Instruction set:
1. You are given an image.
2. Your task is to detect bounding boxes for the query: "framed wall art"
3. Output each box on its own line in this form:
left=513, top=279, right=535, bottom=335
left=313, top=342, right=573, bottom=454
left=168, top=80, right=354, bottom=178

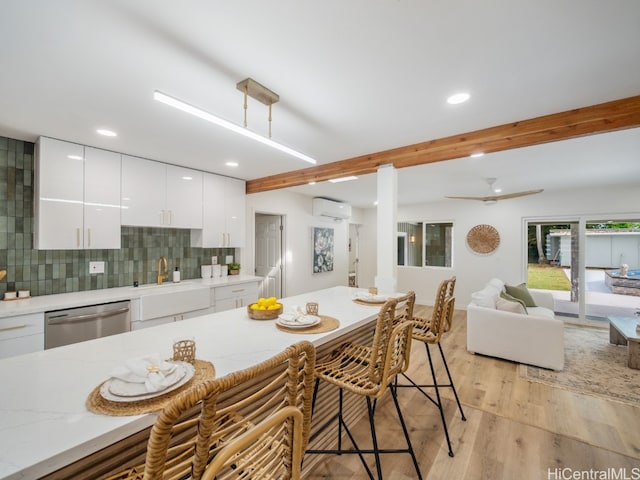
left=313, top=227, right=334, bottom=273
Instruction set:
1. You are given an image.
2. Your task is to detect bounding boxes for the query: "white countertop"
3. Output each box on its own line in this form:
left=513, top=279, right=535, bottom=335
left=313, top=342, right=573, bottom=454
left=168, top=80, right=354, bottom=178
left=0, top=275, right=262, bottom=319
left=0, top=285, right=381, bottom=480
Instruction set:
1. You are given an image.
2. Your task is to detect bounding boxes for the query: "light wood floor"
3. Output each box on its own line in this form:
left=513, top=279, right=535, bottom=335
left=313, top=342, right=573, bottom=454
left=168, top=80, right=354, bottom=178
left=305, top=306, right=640, bottom=479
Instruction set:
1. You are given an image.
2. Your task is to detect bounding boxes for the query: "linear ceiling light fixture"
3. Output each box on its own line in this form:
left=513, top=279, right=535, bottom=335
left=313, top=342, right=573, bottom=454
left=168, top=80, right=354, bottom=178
left=154, top=89, right=316, bottom=165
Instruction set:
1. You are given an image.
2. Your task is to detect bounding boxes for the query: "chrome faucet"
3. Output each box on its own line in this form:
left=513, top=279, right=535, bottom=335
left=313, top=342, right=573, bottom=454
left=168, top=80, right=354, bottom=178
left=157, top=256, right=169, bottom=285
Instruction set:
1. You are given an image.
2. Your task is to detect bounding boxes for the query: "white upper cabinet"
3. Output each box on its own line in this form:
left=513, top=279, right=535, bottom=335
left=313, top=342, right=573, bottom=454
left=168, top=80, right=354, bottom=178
left=34, top=137, right=121, bottom=250
left=121, top=155, right=203, bottom=229
left=191, top=173, right=246, bottom=248
left=224, top=176, right=246, bottom=247
left=84, top=147, right=122, bottom=248
left=166, top=165, right=203, bottom=228
left=121, top=155, right=165, bottom=227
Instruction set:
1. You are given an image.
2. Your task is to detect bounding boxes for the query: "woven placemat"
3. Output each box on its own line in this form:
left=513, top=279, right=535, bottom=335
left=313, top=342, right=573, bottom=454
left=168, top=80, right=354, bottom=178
left=352, top=298, right=385, bottom=306
left=276, top=315, right=340, bottom=334
left=86, top=360, right=215, bottom=416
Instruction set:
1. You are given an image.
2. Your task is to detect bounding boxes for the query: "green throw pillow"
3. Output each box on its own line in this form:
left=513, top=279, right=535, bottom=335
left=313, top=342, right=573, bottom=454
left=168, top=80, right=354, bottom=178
left=499, top=291, right=528, bottom=313
left=504, top=283, right=537, bottom=307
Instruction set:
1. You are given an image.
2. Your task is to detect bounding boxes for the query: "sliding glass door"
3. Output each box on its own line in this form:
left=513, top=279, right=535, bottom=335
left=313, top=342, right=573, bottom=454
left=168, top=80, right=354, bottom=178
left=583, top=218, right=640, bottom=320
left=526, top=218, right=640, bottom=322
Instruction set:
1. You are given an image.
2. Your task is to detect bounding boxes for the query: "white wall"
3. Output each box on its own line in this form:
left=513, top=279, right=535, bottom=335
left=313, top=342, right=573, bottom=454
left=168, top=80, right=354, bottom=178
left=245, top=184, right=639, bottom=306
left=394, top=184, right=640, bottom=307
left=245, top=190, right=355, bottom=297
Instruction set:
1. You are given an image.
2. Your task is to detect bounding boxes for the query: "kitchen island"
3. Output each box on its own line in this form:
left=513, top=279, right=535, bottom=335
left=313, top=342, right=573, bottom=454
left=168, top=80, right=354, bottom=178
left=0, top=286, right=384, bottom=480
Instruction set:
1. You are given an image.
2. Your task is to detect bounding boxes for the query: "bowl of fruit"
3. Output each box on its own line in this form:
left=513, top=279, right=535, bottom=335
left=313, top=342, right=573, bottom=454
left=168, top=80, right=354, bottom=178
left=247, top=297, right=283, bottom=320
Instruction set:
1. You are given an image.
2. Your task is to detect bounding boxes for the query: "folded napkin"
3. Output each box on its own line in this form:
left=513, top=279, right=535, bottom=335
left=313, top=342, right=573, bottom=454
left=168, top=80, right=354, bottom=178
left=110, top=354, right=178, bottom=393
left=280, top=306, right=318, bottom=325
left=287, top=305, right=306, bottom=319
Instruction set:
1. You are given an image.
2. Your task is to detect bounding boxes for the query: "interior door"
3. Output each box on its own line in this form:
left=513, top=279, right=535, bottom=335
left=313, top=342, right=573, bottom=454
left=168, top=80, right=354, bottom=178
left=349, top=223, right=360, bottom=287
left=255, top=214, right=283, bottom=299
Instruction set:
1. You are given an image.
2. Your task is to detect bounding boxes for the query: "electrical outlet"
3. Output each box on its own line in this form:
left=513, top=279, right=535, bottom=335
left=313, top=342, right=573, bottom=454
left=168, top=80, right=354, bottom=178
left=89, top=261, right=105, bottom=274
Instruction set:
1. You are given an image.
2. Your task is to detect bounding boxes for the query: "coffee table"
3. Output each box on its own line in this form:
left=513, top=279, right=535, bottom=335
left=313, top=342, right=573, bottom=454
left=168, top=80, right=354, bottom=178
left=608, top=316, right=640, bottom=369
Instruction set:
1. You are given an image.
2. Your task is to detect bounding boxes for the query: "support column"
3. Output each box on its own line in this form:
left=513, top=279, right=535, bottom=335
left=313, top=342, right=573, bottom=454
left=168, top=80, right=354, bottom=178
left=375, top=164, right=397, bottom=293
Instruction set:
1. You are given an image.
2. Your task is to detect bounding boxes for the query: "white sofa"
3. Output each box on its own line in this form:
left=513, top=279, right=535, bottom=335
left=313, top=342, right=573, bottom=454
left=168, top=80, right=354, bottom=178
left=466, top=278, right=564, bottom=370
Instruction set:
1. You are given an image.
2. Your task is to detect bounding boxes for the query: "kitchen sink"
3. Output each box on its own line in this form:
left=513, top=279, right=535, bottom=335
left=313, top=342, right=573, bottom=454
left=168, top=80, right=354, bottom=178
left=135, top=282, right=211, bottom=320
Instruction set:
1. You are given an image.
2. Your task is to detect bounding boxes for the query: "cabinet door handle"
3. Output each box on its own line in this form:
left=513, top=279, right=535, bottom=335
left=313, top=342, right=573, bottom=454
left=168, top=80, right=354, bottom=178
left=0, top=324, right=27, bottom=333
left=87, top=228, right=91, bottom=248
left=76, top=228, right=81, bottom=248
left=232, top=289, right=244, bottom=293
left=169, top=210, right=173, bottom=225
left=221, top=233, right=225, bottom=247
left=161, top=210, right=165, bottom=225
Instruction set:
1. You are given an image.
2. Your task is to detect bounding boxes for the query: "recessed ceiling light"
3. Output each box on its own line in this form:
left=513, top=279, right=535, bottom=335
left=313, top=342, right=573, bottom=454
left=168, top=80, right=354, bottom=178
left=373, top=200, right=378, bottom=206
left=225, top=161, right=239, bottom=167
left=308, top=181, right=316, bottom=185
left=447, top=92, right=470, bottom=105
left=181, top=176, right=193, bottom=181
left=67, top=155, right=83, bottom=160
left=96, top=128, right=117, bottom=137
left=328, top=176, right=358, bottom=183
left=470, top=152, right=484, bottom=158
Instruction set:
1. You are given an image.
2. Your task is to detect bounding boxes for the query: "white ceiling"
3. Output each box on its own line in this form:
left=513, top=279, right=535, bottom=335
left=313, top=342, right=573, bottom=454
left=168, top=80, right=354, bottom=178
left=1, top=1, right=639, bottom=208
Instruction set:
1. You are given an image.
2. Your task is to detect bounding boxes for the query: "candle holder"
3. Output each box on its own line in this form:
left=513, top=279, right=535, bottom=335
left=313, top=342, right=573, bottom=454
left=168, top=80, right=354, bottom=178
left=306, top=302, right=319, bottom=316
left=172, top=338, right=196, bottom=364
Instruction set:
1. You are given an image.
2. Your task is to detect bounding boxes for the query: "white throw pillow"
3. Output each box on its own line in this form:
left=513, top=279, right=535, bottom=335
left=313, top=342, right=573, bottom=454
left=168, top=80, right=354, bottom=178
left=471, top=286, right=500, bottom=308
left=496, top=297, right=527, bottom=314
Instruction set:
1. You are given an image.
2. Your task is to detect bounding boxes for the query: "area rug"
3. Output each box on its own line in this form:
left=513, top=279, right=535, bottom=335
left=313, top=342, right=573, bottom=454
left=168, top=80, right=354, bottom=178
left=519, top=325, right=640, bottom=406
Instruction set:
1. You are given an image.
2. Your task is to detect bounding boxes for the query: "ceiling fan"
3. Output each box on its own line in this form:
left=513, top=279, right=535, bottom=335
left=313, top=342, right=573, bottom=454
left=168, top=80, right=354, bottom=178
left=445, top=178, right=543, bottom=205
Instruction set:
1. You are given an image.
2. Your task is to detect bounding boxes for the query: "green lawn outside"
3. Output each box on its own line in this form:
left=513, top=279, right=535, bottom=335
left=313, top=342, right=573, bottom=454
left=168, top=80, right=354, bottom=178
left=527, top=264, right=571, bottom=290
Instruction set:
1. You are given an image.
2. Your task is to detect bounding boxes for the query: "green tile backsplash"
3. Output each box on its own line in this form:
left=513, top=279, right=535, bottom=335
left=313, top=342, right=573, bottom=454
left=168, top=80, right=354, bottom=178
left=0, top=136, right=235, bottom=298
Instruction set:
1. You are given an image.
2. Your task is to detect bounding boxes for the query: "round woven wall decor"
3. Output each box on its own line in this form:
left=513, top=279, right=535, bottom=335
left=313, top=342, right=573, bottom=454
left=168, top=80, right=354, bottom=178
left=466, top=224, right=500, bottom=254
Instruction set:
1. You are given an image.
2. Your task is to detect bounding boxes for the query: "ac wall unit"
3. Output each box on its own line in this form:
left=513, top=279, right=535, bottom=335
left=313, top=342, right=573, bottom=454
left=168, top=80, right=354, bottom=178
left=312, top=198, right=352, bottom=220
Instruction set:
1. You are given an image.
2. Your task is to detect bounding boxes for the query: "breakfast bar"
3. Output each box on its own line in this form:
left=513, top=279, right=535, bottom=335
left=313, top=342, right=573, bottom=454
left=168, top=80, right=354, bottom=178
left=0, top=286, right=384, bottom=480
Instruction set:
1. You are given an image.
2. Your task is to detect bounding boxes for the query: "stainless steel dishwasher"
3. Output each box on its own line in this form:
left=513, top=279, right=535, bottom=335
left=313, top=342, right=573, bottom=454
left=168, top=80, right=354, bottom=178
left=45, top=300, right=131, bottom=349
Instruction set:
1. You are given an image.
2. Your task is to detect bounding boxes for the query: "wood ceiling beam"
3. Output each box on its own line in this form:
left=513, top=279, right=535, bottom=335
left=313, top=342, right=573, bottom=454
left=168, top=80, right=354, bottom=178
left=245, top=95, right=640, bottom=194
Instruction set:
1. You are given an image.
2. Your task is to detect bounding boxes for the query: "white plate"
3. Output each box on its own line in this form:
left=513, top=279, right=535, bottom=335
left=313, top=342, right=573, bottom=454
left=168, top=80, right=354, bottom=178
left=277, top=314, right=321, bottom=329
left=100, top=362, right=195, bottom=402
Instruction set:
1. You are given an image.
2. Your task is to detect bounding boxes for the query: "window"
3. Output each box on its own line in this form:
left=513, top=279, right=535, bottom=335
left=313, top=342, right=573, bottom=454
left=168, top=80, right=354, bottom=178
left=397, top=221, right=453, bottom=268
left=424, top=222, right=453, bottom=267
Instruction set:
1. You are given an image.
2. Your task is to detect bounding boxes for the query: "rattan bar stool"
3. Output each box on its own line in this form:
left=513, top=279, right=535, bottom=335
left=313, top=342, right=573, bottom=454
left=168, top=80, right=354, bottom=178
left=306, top=292, right=423, bottom=480
left=397, top=277, right=466, bottom=457
left=107, top=341, right=316, bottom=480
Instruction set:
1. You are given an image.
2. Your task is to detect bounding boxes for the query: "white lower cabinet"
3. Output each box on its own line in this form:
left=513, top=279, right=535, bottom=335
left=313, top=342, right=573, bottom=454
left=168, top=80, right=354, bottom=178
left=130, top=316, right=174, bottom=331
left=130, top=308, right=214, bottom=331
left=214, top=282, right=259, bottom=313
left=0, top=313, right=45, bottom=359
